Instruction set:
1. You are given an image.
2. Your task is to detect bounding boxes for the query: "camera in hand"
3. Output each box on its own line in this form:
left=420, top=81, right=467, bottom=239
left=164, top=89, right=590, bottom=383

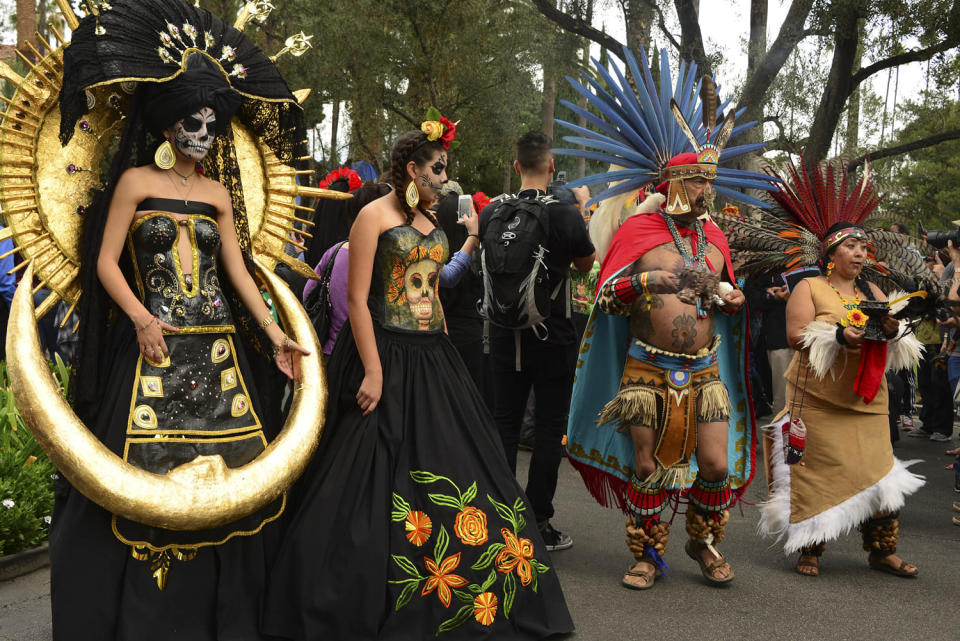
left=924, top=228, right=960, bottom=249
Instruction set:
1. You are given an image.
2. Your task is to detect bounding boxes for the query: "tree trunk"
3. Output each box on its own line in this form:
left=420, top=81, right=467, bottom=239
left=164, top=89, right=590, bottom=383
left=16, top=0, right=36, bottom=57
left=804, top=5, right=863, bottom=164
left=674, top=0, right=711, bottom=78
left=623, top=1, right=655, bottom=53
left=329, top=100, right=340, bottom=168
left=843, top=19, right=864, bottom=156
left=738, top=0, right=768, bottom=181
left=502, top=160, right=513, bottom=195
left=541, top=65, right=557, bottom=140
left=737, top=0, right=814, bottom=129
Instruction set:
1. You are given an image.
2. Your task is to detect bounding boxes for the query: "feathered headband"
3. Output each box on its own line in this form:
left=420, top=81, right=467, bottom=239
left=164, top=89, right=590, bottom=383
left=552, top=46, right=778, bottom=211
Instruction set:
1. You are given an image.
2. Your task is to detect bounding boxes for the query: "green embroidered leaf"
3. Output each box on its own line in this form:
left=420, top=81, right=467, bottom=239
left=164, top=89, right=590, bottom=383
left=395, top=580, right=418, bottom=611
left=530, top=559, right=550, bottom=575
left=392, top=554, right=422, bottom=579
left=434, top=525, right=449, bottom=563
left=468, top=583, right=483, bottom=594
left=462, top=481, right=477, bottom=505
left=410, top=470, right=442, bottom=484
left=486, top=494, right=516, bottom=527
left=480, top=568, right=497, bottom=592
left=517, top=513, right=526, bottom=533
left=453, top=589, right=474, bottom=604
left=531, top=568, right=539, bottom=594
left=428, top=493, right=463, bottom=510
left=503, top=569, right=516, bottom=619
left=392, top=493, right=411, bottom=520
left=513, top=496, right=525, bottom=512
left=471, top=543, right=505, bottom=570
left=437, top=604, right=473, bottom=635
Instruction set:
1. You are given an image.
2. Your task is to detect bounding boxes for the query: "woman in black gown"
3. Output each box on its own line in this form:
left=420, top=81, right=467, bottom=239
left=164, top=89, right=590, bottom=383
left=262, top=125, right=574, bottom=640
left=51, top=52, right=307, bottom=641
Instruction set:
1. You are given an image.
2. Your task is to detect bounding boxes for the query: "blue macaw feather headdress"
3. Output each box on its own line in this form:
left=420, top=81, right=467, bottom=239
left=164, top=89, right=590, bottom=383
left=554, top=46, right=778, bottom=211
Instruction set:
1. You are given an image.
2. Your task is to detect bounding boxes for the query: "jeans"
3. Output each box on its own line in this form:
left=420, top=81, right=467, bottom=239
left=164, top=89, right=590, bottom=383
left=490, top=333, right=577, bottom=523
left=947, top=355, right=960, bottom=405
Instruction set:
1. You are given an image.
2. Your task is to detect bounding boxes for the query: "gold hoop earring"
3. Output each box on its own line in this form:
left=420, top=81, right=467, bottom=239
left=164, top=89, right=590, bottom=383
left=154, top=140, right=175, bottom=170
left=404, top=180, right=420, bottom=209
left=826, top=261, right=835, bottom=276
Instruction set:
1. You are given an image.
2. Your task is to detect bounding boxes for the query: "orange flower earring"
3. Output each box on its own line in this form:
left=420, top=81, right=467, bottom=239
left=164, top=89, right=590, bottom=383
left=826, top=261, right=835, bottom=276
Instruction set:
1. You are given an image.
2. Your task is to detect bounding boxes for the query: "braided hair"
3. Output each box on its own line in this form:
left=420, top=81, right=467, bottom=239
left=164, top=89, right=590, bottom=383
left=389, top=131, right=444, bottom=227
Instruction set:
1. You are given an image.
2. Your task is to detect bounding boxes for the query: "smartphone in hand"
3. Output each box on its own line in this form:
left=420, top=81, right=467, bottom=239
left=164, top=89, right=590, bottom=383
left=457, top=194, right=472, bottom=221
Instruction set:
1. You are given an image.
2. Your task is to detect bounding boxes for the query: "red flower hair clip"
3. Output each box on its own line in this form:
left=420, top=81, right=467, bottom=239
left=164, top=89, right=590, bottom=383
left=318, top=166, right=362, bottom=191
left=420, top=106, right=460, bottom=150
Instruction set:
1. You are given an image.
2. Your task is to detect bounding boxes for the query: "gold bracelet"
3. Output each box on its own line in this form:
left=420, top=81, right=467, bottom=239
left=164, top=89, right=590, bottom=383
left=271, top=334, right=291, bottom=357
left=260, top=313, right=275, bottom=329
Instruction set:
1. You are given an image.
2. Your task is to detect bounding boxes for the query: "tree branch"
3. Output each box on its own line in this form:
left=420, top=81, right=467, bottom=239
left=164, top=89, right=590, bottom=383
left=847, top=129, right=960, bottom=171
left=851, top=38, right=960, bottom=89
left=738, top=0, right=814, bottom=112
left=531, top=0, right=626, bottom=58
left=640, top=0, right=680, bottom=51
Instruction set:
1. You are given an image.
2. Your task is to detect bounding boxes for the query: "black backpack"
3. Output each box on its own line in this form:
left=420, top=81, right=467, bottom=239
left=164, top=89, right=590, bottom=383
left=303, top=241, right=345, bottom=345
left=478, top=194, right=565, bottom=336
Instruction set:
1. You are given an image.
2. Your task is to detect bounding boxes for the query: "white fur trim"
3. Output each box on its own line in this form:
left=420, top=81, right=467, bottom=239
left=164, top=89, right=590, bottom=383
left=758, top=415, right=925, bottom=554
left=799, top=320, right=844, bottom=380
left=886, top=325, right=923, bottom=372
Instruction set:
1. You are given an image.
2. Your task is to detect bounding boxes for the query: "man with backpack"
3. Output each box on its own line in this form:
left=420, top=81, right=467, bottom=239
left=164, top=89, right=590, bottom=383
left=478, top=131, right=596, bottom=551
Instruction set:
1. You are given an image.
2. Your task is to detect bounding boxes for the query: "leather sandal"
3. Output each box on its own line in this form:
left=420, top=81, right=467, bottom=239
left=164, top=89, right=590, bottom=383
left=685, top=540, right=734, bottom=585
left=868, top=554, right=918, bottom=578
left=621, top=562, right=657, bottom=590
left=795, top=554, right=820, bottom=577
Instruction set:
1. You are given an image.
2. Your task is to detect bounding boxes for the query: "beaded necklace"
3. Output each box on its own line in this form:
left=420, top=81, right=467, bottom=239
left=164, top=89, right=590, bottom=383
left=827, top=277, right=867, bottom=328
left=662, top=214, right=709, bottom=317
left=661, top=213, right=707, bottom=268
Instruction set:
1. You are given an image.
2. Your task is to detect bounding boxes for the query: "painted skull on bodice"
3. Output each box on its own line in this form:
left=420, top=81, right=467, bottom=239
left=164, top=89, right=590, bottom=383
left=404, top=259, right=439, bottom=328
left=172, top=107, right=217, bottom=161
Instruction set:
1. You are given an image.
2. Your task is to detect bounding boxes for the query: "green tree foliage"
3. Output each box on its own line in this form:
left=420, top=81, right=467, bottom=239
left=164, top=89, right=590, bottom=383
left=252, top=0, right=554, bottom=194
left=875, top=95, right=960, bottom=229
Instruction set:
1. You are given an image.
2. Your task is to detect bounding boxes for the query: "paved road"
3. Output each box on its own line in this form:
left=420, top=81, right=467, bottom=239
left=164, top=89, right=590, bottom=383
left=2, top=429, right=958, bottom=641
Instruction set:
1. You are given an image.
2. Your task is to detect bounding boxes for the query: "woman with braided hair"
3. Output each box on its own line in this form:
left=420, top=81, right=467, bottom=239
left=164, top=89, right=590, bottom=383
left=263, top=121, right=573, bottom=640
left=759, top=222, right=925, bottom=578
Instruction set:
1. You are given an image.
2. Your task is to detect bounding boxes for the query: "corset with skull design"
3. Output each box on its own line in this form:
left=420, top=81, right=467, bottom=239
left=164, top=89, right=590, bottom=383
left=369, top=225, right=449, bottom=333
left=127, top=198, right=234, bottom=330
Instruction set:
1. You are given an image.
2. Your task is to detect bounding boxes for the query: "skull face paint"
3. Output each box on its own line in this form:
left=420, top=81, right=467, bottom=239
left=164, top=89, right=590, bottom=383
left=404, top=258, right=439, bottom=329
left=416, top=151, right=447, bottom=199
left=171, top=107, right=217, bottom=161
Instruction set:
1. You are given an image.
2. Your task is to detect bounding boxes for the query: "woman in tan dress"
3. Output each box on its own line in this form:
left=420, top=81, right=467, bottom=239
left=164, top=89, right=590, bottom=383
left=758, top=223, right=925, bottom=577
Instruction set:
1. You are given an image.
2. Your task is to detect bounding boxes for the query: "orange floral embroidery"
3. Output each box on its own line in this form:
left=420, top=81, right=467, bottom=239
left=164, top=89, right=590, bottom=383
left=494, top=528, right=534, bottom=586
left=405, top=511, right=432, bottom=546
left=428, top=243, right=445, bottom=263
left=473, top=592, right=498, bottom=625
left=422, top=552, right=469, bottom=607
left=454, top=506, right=488, bottom=546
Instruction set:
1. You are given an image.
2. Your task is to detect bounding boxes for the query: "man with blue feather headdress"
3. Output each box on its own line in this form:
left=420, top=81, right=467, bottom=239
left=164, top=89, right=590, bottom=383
left=555, top=47, right=780, bottom=590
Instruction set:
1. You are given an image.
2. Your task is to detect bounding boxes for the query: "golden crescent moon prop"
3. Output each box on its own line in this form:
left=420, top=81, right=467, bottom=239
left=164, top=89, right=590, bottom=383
left=6, top=260, right=326, bottom=531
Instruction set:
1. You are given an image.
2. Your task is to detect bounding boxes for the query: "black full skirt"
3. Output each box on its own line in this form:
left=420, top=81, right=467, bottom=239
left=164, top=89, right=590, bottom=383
left=49, top=325, right=283, bottom=641
left=262, top=323, right=573, bottom=640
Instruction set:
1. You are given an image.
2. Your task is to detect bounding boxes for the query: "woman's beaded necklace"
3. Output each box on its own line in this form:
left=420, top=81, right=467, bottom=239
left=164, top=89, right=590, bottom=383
left=827, top=277, right=867, bottom=328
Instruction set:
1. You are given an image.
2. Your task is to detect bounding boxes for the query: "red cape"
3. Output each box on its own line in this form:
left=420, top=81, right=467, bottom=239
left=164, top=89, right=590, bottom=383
left=596, top=213, right=737, bottom=296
